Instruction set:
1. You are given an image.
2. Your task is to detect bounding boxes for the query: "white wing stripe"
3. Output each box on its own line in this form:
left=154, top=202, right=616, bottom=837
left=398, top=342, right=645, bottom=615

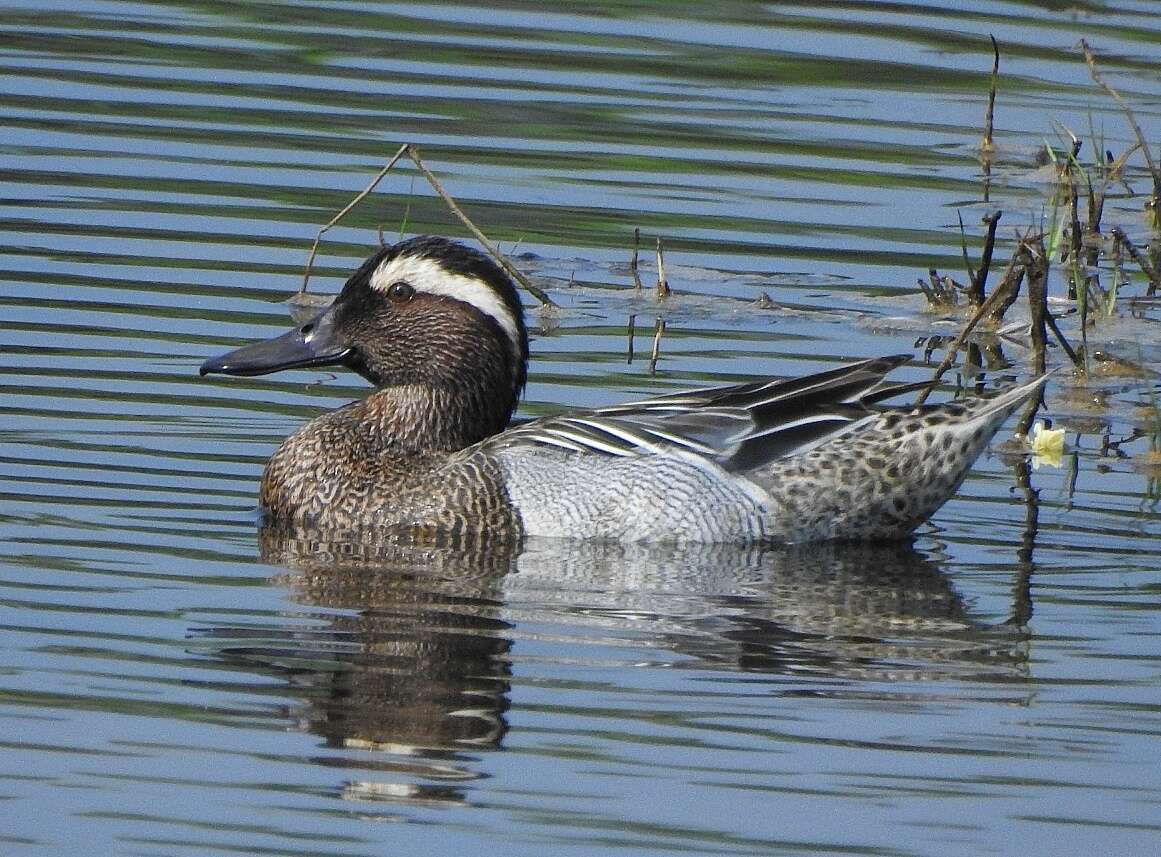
left=566, top=418, right=662, bottom=448
left=494, top=358, right=910, bottom=465
left=533, top=427, right=637, bottom=457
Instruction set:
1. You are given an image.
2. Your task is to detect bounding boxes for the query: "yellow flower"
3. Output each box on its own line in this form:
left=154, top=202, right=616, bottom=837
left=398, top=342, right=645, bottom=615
left=1029, top=420, right=1065, bottom=469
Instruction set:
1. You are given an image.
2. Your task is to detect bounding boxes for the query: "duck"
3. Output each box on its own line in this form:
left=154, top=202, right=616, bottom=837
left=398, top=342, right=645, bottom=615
left=200, top=235, right=1045, bottom=544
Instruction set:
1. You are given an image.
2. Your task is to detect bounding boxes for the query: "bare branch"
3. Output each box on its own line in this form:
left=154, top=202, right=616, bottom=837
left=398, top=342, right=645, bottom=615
left=405, top=145, right=557, bottom=307
left=1081, top=39, right=1160, bottom=201
left=301, top=143, right=409, bottom=294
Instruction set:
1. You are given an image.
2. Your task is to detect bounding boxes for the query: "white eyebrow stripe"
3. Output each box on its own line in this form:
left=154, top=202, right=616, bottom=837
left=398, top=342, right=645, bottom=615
left=370, top=254, right=522, bottom=353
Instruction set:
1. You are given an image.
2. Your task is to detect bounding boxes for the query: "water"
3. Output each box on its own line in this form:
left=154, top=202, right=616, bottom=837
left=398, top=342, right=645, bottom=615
left=3, top=1, right=1161, bottom=854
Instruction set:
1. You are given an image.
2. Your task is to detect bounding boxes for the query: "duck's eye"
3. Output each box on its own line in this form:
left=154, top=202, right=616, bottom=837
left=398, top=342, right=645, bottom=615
left=387, top=281, right=415, bottom=302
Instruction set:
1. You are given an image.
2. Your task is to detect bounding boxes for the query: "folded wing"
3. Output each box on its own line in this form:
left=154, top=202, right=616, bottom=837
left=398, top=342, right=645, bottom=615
left=494, top=354, right=926, bottom=472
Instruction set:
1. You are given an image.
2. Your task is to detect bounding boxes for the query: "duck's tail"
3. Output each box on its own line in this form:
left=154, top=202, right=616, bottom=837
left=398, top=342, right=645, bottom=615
left=751, top=372, right=1051, bottom=542
left=957, top=373, right=1049, bottom=431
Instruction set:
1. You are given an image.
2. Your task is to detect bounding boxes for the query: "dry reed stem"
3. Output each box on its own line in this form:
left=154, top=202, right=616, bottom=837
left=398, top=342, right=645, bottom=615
left=648, top=317, right=665, bottom=374
left=962, top=209, right=1002, bottom=305
left=405, top=145, right=556, bottom=307
left=630, top=228, right=642, bottom=289
left=977, top=211, right=1002, bottom=298
left=300, top=143, right=409, bottom=294
left=958, top=212, right=977, bottom=293
left=1025, top=240, right=1050, bottom=376
left=979, top=36, right=1000, bottom=202
left=913, top=279, right=1016, bottom=405
left=299, top=143, right=556, bottom=308
left=982, top=36, right=999, bottom=152
left=1081, top=162, right=1106, bottom=269
left=1112, top=226, right=1161, bottom=295
left=1013, top=233, right=1080, bottom=372
left=655, top=237, right=671, bottom=298
left=1013, top=239, right=1051, bottom=437
left=1063, top=160, right=1083, bottom=298
left=1081, top=39, right=1161, bottom=204
left=985, top=252, right=1024, bottom=324
left=1022, top=230, right=1081, bottom=370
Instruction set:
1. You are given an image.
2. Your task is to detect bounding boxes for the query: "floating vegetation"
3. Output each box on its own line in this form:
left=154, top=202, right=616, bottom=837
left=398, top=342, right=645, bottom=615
left=920, top=37, right=1160, bottom=389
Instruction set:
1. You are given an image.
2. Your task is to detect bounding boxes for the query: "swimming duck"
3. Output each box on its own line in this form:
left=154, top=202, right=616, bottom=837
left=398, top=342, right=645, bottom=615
left=200, top=235, right=1044, bottom=543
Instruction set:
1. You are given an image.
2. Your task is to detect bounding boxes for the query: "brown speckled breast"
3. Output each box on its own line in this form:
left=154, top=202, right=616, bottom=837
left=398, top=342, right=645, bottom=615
left=259, top=401, right=521, bottom=544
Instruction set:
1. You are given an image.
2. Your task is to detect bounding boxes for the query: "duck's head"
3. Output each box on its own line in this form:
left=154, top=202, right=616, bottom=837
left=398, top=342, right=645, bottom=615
left=200, top=236, right=529, bottom=438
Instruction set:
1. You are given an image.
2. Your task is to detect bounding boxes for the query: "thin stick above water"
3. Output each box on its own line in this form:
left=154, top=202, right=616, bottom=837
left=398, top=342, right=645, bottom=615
left=299, top=143, right=557, bottom=307
left=407, top=146, right=556, bottom=307
left=982, top=35, right=1000, bottom=153
left=1081, top=39, right=1160, bottom=203
left=300, top=144, right=409, bottom=295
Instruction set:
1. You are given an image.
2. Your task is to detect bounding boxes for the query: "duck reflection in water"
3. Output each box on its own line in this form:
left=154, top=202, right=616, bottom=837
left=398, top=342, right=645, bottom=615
left=199, top=524, right=1030, bottom=809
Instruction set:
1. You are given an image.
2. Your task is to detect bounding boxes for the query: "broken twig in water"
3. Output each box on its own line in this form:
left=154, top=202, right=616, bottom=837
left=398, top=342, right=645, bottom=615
left=960, top=209, right=1002, bottom=306
left=630, top=228, right=642, bottom=289
left=405, top=146, right=556, bottom=307
left=982, top=35, right=999, bottom=153
left=301, top=143, right=409, bottom=295
left=648, top=317, right=665, bottom=374
left=1112, top=226, right=1161, bottom=296
left=1081, top=39, right=1160, bottom=205
left=299, top=143, right=557, bottom=307
left=655, top=237, right=671, bottom=299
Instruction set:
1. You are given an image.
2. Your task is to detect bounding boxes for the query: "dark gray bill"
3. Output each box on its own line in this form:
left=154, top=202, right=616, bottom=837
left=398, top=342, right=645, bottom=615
left=199, top=304, right=351, bottom=377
